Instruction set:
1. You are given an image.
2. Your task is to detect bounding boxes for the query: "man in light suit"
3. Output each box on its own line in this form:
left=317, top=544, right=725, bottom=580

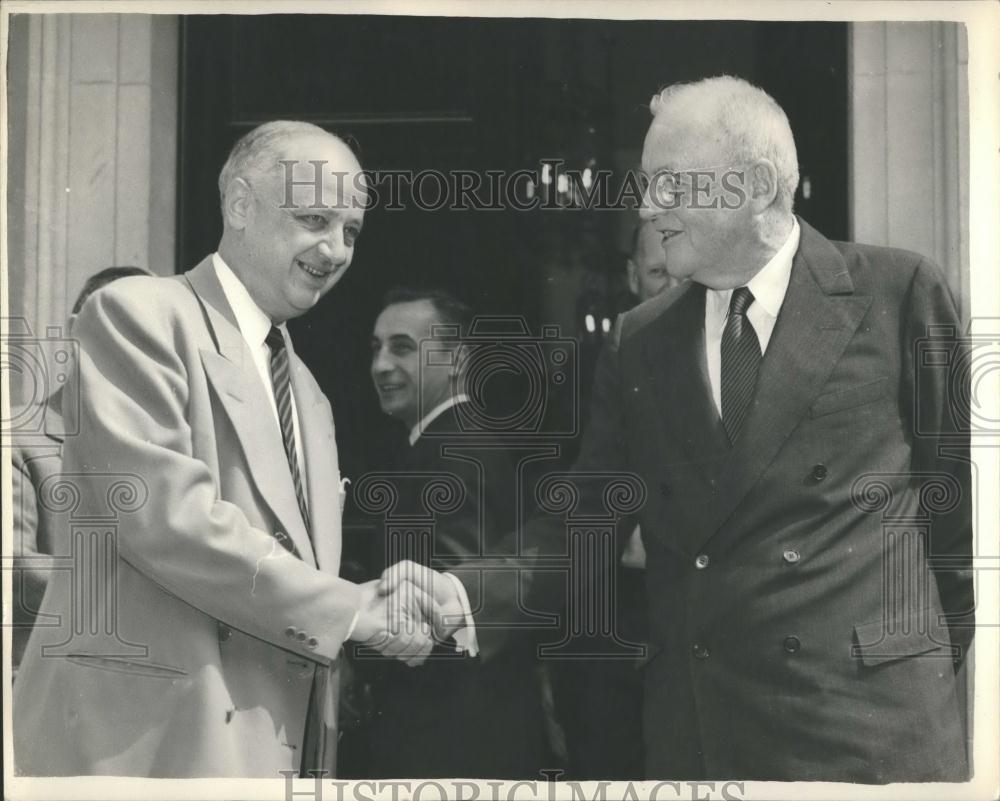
left=13, top=121, right=434, bottom=778
left=385, top=76, right=974, bottom=782
left=9, top=266, right=150, bottom=677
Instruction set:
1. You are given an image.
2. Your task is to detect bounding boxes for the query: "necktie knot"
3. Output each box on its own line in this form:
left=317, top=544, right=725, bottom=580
left=265, top=325, right=285, bottom=353
left=729, top=287, right=755, bottom=317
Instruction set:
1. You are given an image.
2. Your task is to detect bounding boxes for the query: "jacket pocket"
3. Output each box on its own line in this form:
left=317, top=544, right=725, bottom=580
left=851, top=619, right=947, bottom=667
left=809, top=378, right=891, bottom=419
left=66, top=653, right=189, bottom=679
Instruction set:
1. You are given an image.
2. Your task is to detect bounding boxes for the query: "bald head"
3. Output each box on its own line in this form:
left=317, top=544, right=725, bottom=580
left=218, top=121, right=362, bottom=213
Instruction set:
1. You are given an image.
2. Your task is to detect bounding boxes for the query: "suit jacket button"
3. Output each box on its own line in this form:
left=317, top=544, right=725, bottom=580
left=783, top=635, right=801, bottom=653
left=694, top=554, right=710, bottom=569
left=218, top=624, right=232, bottom=642
left=782, top=549, right=801, bottom=564
left=296, top=631, right=308, bottom=642
left=692, top=643, right=710, bottom=660
left=659, top=482, right=671, bottom=498
left=284, top=626, right=297, bottom=638
left=306, top=637, right=319, bottom=649
left=810, top=464, right=828, bottom=481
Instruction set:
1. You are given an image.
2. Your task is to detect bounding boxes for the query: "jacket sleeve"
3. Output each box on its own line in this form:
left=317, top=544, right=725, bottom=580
left=900, top=258, right=975, bottom=665
left=11, top=444, right=57, bottom=628
left=61, top=282, right=362, bottom=665
left=450, top=316, right=635, bottom=660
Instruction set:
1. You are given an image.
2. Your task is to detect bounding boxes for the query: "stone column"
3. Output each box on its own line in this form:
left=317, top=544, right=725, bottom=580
left=6, top=13, right=178, bottom=406
left=850, top=21, right=969, bottom=318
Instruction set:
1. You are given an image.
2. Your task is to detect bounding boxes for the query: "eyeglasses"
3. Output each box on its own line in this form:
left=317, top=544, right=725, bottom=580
left=642, top=163, right=750, bottom=211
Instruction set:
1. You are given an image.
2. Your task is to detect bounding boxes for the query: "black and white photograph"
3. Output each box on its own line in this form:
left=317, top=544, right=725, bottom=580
left=2, top=2, right=998, bottom=799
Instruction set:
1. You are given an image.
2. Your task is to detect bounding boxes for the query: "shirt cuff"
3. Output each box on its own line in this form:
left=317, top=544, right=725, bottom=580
left=443, top=572, right=479, bottom=657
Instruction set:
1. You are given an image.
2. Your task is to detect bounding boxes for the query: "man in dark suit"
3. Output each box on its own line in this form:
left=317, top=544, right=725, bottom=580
left=361, top=288, right=549, bottom=778
left=383, top=76, right=974, bottom=782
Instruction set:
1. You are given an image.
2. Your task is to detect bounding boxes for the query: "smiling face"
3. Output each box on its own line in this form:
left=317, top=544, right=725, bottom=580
left=221, top=133, right=366, bottom=322
left=371, top=299, right=456, bottom=429
left=639, top=117, right=757, bottom=289
left=628, top=220, right=674, bottom=302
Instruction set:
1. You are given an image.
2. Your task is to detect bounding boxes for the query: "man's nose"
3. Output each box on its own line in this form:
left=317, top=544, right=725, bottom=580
left=317, top=229, right=348, bottom=265
left=371, top=346, right=392, bottom=375
left=638, top=184, right=658, bottom=221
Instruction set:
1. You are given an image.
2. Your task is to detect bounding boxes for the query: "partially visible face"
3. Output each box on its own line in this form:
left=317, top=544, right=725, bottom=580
left=628, top=220, right=673, bottom=302
left=639, top=115, right=754, bottom=288
left=371, top=300, right=456, bottom=429
left=230, top=133, right=367, bottom=322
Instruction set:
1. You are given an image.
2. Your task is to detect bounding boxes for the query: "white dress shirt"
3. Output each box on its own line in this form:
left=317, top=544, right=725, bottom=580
left=704, top=220, right=800, bottom=416
left=212, top=253, right=307, bottom=493
left=408, top=393, right=471, bottom=446
left=408, top=393, right=478, bottom=656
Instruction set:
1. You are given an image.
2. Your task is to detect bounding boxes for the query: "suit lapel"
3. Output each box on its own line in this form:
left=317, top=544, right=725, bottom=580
left=287, top=341, right=342, bottom=575
left=696, top=220, right=873, bottom=546
left=641, top=283, right=729, bottom=478
left=185, top=258, right=317, bottom=565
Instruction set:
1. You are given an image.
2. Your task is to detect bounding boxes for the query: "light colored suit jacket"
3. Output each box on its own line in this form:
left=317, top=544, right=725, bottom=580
left=13, top=257, right=361, bottom=777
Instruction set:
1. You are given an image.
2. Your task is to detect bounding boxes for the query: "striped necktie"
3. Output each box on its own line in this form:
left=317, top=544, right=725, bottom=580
left=265, top=325, right=310, bottom=532
left=720, top=286, right=761, bottom=443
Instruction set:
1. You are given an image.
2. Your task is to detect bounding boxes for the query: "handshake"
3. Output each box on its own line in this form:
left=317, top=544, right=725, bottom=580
left=349, top=561, right=467, bottom=666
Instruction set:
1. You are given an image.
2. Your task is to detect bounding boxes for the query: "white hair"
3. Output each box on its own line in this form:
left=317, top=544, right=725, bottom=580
left=217, top=120, right=343, bottom=207
left=650, top=76, right=799, bottom=214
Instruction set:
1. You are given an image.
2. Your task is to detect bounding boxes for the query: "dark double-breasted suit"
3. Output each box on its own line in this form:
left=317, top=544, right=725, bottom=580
left=464, top=219, right=973, bottom=782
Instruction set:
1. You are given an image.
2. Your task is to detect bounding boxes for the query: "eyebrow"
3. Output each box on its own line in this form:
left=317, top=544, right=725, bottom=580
left=372, top=333, right=418, bottom=345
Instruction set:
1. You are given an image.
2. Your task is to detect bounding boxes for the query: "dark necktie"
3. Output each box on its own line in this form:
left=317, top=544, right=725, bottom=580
left=265, top=326, right=310, bottom=532
left=720, top=286, right=762, bottom=443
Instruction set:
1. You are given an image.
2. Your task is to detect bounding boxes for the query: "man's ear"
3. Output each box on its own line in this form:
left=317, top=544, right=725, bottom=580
left=748, top=159, right=779, bottom=213
left=222, top=177, right=254, bottom=231
left=66, top=312, right=78, bottom=336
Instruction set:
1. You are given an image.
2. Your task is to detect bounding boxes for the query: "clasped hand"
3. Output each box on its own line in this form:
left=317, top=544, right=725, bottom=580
left=350, top=562, right=463, bottom=667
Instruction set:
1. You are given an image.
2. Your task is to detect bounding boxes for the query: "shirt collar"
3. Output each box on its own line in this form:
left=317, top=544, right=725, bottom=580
left=409, top=394, right=471, bottom=446
left=705, top=218, right=800, bottom=320
left=212, top=252, right=276, bottom=350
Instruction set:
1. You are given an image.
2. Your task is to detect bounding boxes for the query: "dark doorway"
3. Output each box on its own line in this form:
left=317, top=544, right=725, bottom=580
left=178, top=14, right=848, bottom=482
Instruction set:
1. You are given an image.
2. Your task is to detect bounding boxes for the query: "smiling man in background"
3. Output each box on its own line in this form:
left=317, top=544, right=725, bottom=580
left=627, top=218, right=676, bottom=304
left=361, top=287, right=550, bottom=778
left=13, top=121, right=435, bottom=778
